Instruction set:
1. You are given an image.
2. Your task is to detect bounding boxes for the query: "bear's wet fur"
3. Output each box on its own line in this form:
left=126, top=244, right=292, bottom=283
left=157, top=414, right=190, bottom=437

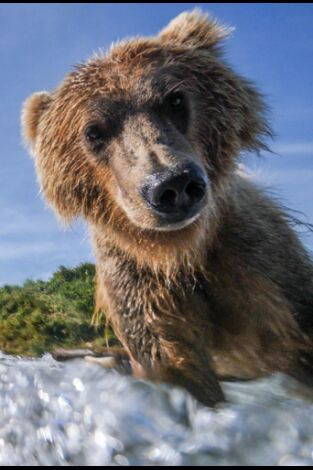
left=22, top=10, right=313, bottom=406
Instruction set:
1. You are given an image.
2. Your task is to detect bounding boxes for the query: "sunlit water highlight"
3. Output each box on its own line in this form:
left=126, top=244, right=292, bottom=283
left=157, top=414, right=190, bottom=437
left=1, top=352, right=313, bottom=466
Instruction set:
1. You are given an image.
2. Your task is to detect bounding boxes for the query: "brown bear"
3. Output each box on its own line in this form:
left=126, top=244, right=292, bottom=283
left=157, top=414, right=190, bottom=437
left=22, top=10, right=313, bottom=407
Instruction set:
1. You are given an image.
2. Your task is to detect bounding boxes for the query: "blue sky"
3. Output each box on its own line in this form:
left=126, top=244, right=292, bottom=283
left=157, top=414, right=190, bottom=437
left=0, top=3, right=312, bottom=286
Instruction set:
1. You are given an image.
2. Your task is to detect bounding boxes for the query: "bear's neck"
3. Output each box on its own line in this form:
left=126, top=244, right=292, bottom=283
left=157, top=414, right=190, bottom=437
left=89, top=216, right=215, bottom=281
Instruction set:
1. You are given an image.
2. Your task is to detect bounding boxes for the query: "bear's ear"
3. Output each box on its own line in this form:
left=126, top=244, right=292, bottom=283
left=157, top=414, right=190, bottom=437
left=159, top=9, right=232, bottom=50
left=22, top=92, right=52, bottom=147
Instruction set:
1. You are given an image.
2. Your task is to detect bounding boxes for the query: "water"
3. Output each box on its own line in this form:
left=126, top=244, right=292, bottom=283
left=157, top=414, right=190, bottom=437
left=1, top=352, right=313, bottom=466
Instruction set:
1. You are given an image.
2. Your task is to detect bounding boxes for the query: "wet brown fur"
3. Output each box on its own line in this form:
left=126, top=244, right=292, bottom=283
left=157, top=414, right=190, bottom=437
left=22, top=10, right=313, bottom=406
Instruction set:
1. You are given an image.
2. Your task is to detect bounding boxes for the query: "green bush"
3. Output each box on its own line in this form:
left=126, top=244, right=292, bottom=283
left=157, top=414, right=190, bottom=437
left=0, top=263, right=117, bottom=356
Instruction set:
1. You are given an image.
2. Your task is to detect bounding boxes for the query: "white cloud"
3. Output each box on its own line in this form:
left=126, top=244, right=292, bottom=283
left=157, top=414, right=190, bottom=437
left=0, top=217, right=53, bottom=237
left=254, top=168, right=313, bottom=186
left=0, top=241, right=57, bottom=261
left=0, top=205, right=59, bottom=237
left=272, top=142, right=313, bottom=156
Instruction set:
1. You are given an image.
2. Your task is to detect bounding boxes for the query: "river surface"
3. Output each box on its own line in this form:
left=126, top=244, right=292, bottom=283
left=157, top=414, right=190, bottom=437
left=1, top=351, right=313, bottom=466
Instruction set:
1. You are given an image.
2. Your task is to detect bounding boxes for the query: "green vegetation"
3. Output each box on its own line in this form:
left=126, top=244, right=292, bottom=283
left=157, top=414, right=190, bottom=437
left=0, top=263, right=117, bottom=356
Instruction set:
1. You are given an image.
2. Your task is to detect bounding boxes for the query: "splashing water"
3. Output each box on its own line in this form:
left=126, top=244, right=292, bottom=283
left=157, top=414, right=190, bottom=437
left=1, top=351, right=313, bottom=466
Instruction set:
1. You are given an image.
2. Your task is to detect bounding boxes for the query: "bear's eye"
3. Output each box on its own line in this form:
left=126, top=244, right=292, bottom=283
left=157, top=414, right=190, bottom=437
left=166, top=91, right=185, bottom=109
left=161, top=91, right=189, bottom=134
left=85, top=124, right=106, bottom=147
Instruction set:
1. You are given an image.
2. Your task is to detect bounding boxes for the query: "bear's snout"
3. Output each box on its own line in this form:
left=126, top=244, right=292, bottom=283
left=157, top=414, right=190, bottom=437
left=140, top=162, right=208, bottom=226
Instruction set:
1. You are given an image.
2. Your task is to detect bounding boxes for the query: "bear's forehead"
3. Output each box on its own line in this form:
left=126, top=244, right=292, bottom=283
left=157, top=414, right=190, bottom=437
left=60, top=38, right=196, bottom=102
left=65, top=40, right=164, bottom=95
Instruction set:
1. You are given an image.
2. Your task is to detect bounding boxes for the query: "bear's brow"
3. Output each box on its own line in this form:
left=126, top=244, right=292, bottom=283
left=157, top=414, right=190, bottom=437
left=150, top=70, right=193, bottom=97
left=85, top=69, right=192, bottom=117
left=88, top=96, right=131, bottom=118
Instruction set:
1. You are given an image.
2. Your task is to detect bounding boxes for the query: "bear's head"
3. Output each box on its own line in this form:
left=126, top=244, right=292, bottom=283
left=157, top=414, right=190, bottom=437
left=22, top=10, right=270, bottom=269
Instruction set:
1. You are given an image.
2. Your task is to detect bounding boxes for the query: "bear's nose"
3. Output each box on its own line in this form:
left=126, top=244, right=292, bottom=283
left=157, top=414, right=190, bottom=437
left=141, top=163, right=208, bottom=220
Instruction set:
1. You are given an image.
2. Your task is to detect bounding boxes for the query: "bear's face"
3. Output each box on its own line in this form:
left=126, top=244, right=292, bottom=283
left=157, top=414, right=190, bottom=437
left=78, top=59, right=212, bottom=232
left=22, top=11, right=270, bottom=260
